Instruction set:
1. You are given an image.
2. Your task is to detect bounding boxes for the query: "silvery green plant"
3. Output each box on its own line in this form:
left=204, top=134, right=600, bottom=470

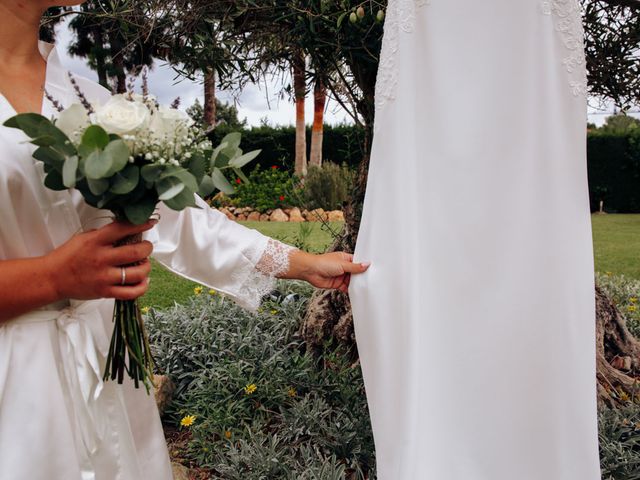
left=3, top=85, right=260, bottom=392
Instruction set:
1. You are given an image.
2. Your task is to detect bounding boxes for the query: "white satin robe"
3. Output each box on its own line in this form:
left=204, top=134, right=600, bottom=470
left=350, top=1, right=601, bottom=479
left=0, top=42, right=287, bottom=480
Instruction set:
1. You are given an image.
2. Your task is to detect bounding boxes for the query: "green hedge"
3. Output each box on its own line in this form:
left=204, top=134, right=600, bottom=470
left=209, top=124, right=366, bottom=170
left=212, top=125, right=640, bottom=213
left=588, top=131, right=640, bottom=213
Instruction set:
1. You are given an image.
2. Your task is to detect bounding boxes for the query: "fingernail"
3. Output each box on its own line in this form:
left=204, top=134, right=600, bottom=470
left=361, top=262, right=371, bottom=268
left=151, top=219, right=159, bottom=225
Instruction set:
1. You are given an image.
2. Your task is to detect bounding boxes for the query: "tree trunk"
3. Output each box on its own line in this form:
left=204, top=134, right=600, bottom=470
left=309, top=79, right=326, bottom=168
left=203, top=68, right=217, bottom=127
left=293, top=50, right=307, bottom=177
left=595, top=285, right=640, bottom=407
left=109, top=31, right=127, bottom=94
left=93, top=26, right=109, bottom=90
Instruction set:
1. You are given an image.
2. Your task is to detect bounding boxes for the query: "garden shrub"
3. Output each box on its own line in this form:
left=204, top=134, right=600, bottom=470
left=303, top=162, right=354, bottom=211
left=599, top=406, right=640, bottom=480
left=146, top=281, right=376, bottom=479
left=147, top=275, right=640, bottom=479
left=232, top=164, right=301, bottom=212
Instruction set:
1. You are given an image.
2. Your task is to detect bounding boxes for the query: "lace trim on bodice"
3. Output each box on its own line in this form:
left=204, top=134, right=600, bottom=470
left=541, top=0, right=588, bottom=97
left=375, top=0, right=431, bottom=114
left=233, top=239, right=296, bottom=311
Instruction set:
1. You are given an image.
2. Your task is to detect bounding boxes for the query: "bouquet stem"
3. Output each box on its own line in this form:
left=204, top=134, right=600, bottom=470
left=103, top=228, right=154, bottom=393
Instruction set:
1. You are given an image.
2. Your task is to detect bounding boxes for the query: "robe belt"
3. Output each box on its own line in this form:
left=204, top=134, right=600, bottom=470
left=8, top=300, right=108, bottom=472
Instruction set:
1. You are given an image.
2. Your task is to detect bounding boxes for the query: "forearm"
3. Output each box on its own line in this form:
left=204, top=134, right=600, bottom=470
left=0, top=256, right=60, bottom=323
left=277, top=249, right=314, bottom=281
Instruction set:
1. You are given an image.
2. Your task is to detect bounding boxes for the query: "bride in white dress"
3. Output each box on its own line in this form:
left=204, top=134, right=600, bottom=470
left=350, top=1, right=602, bottom=479
left=0, top=2, right=369, bottom=479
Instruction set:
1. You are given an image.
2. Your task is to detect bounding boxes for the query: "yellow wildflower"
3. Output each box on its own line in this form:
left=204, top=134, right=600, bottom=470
left=224, top=430, right=232, bottom=439
left=628, top=305, right=637, bottom=313
left=630, top=297, right=638, bottom=304
left=180, top=415, right=196, bottom=427
left=140, top=306, right=150, bottom=315
left=209, top=289, right=217, bottom=295
left=619, top=392, right=630, bottom=402
left=606, top=271, right=613, bottom=277
left=270, top=309, right=278, bottom=315
left=244, top=384, right=257, bottom=395
left=194, top=286, right=203, bottom=295
left=287, top=387, right=297, bottom=398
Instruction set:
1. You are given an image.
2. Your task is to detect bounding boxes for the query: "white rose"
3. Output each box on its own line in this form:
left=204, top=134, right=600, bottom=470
left=149, top=106, right=193, bottom=150
left=55, top=103, right=90, bottom=142
left=93, top=94, right=150, bottom=136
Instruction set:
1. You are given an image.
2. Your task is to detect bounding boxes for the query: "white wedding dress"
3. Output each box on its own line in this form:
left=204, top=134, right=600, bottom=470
left=0, top=42, right=293, bottom=480
left=350, top=1, right=601, bottom=479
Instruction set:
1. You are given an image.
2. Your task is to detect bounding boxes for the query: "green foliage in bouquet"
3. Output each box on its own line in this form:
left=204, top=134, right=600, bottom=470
left=4, top=113, right=258, bottom=225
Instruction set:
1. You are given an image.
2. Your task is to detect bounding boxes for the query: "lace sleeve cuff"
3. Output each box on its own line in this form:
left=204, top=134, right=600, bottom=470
left=233, top=239, right=297, bottom=311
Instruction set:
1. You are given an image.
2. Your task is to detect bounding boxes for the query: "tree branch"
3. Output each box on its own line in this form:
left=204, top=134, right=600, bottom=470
left=600, top=0, right=640, bottom=9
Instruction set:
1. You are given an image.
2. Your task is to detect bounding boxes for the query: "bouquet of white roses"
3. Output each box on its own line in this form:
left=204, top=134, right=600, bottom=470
left=4, top=78, right=260, bottom=391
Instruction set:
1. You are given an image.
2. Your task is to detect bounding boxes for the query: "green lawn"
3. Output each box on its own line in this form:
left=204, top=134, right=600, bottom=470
left=141, top=221, right=343, bottom=309
left=142, top=215, right=640, bottom=309
left=592, top=214, right=640, bottom=279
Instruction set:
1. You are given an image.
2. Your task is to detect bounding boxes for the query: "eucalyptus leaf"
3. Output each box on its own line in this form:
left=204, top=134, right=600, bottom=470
left=33, top=146, right=65, bottom=170
left=221, top=132, right=242, bottom=150
left=87, top=177, right=110, bottom=196
left=124, top=196, right=157, bottom=225
left=103, top=140, right=130, bottom=176
left=159, top=167, right=198, bottom=193
left=229, top=149, right=261, bottom=169
left=141, top=164, right=164, bottom=183
left=163, top=187, right=198, bottom=211
left=197, top=175, right=216, bottom=198
left=44, top=170, right=65, bottom=191
left=110, top=164, right=140, bottom=194
left=85, top=150, right=113, bottom=179
left=30, top=135, right=57, bottom=147
left=157, top=176, right=186, bottom=201
left=233, top=167, right=250, bottom=185
left=62, top=155, right=79, bottom=188
left=188, top=152, right=207, bottom=183
left=81, top=125, right=110, bottom=151
left=210, top=168, right=235, bottom=195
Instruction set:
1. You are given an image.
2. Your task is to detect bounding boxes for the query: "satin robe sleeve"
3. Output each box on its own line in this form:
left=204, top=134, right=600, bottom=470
left=144, top=194, right=294, bottom=311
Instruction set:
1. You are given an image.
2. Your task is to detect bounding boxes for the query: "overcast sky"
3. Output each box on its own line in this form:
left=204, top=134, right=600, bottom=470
left=54, top=19, right=351, bottom=127
left=54, top=18, right=630, bottom=128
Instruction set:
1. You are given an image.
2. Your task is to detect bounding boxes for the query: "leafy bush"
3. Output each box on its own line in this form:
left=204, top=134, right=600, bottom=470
left=599, top=406, right=640, bottom=480
left=302, top=162, right=354, bottom=211
left=146, top=281, right=375, bottom=479
left=147, top=275, right=640, bottom=479
left=232, top=164, right=301, bottom=212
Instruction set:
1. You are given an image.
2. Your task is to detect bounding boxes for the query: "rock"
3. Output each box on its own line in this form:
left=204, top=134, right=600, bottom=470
left=227, top=206, right=236, bottom=213
left=288, top=207, right=305, bottom=222
left=308, top=208, right=327, bottom=222
left=236, top=213, right=247, bottom=221
left=247, top=211, right=261, bottom=221
left=218, top=208, right=235, bottom=221
left=302, top=209, right=310, bottom=219
left=270, top=208, right=289, bottom=222
left=153, top=375, right=175, bottom=416
left=260, top=213, right=270, bottom=222
left=284, top=208, right=291, bottom=214
left=171, top=463, right=190, bottom=480
left=327, top=210, right=345, bottom=222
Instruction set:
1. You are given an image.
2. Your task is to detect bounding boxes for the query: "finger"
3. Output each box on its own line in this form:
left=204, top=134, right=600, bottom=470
left=341, top=260, right=371, bottom=275
left=109, top=260, right=151, bottom=286
left=95, top=219, right=158, bottom=245
left=107, top=280, right=150, bottom=301
left=106, top=241, right=154, bottom=266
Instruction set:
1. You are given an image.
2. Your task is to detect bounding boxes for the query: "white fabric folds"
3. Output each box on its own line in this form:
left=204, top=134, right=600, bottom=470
left=350, top=1, right=601, bottom=479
